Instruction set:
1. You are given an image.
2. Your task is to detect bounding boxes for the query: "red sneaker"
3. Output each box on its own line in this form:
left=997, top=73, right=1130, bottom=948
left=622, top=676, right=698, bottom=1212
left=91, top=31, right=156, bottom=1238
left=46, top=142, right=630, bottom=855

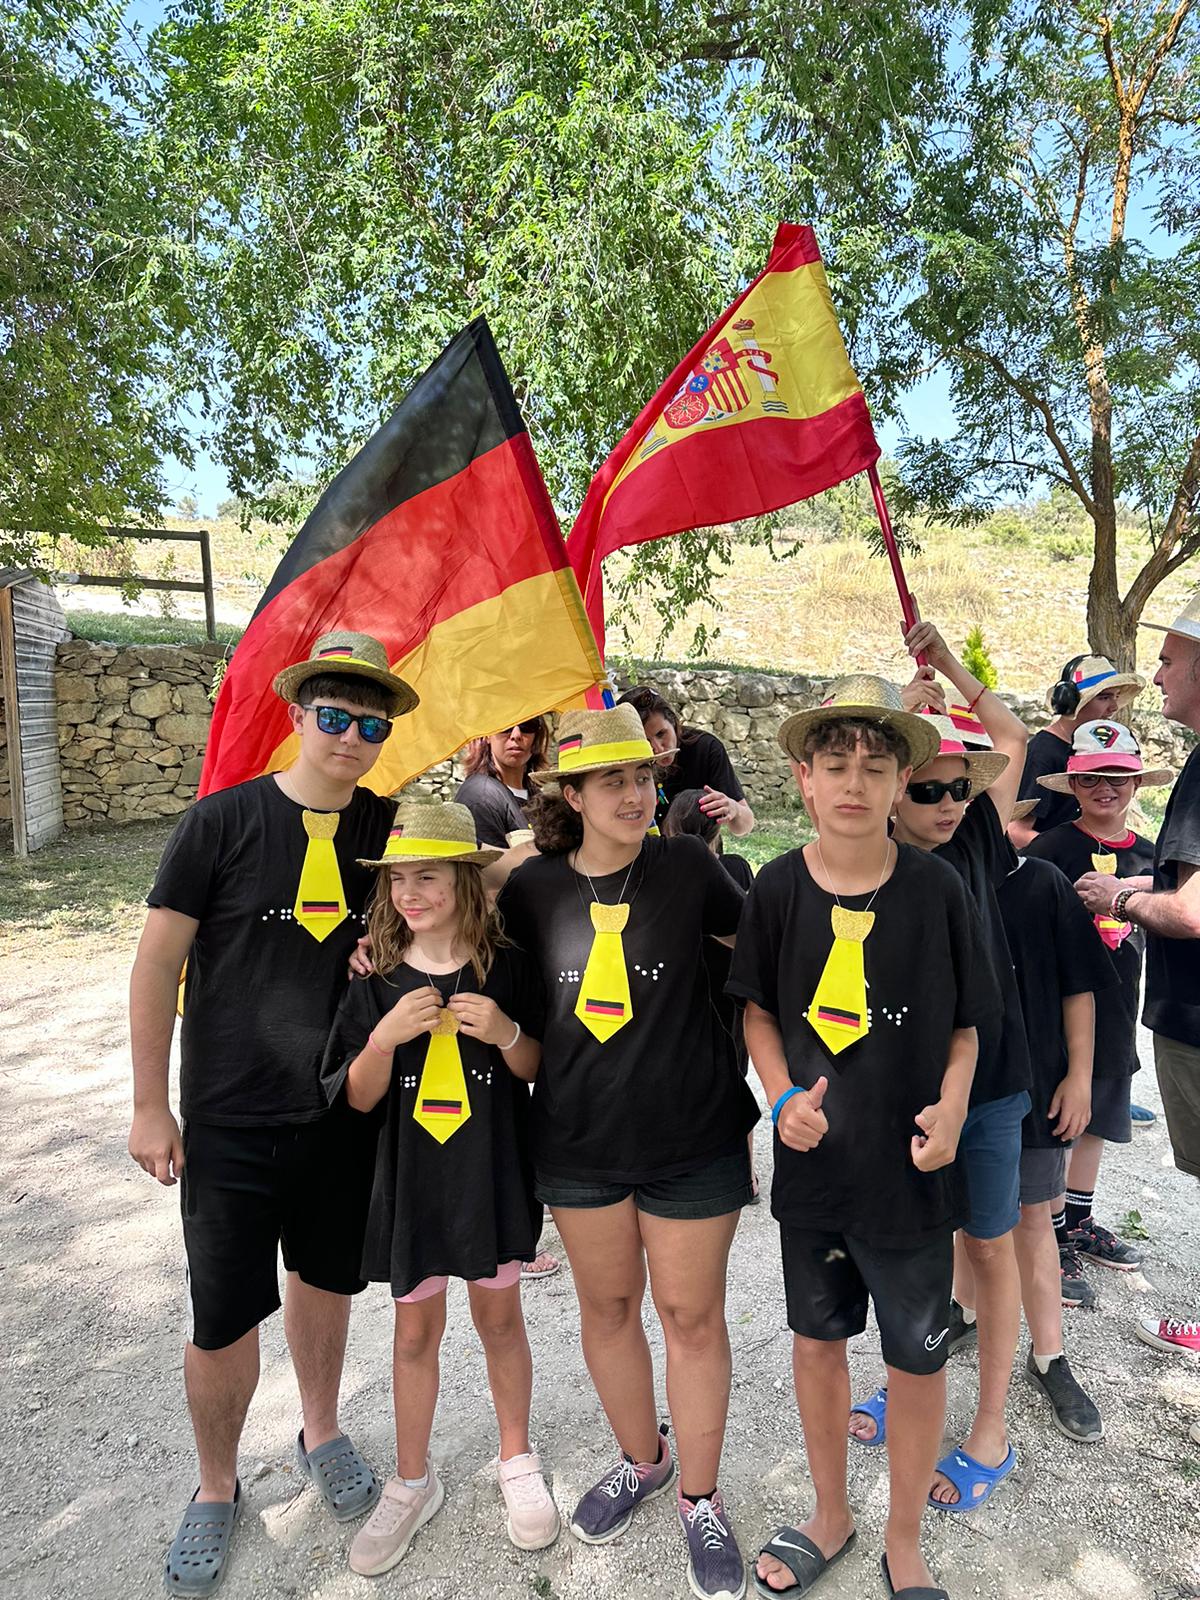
left=1136, top=1316, right=1200, bottom=1354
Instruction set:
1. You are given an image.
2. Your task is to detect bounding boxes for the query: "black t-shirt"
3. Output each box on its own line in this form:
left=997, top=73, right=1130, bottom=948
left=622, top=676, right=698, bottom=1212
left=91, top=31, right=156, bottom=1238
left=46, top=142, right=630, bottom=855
left=932, top=793, right=1033, bottom=1106
left=727, top=845, right=999, bottom=1241
left=1017, top=729, right=1080, bottom=833
left=1023, top=822, right=1154, bottom=1077
left=497, top=834, right=758, bottom=1182
left=997, top=858, right=1120, bottom=1148
left=656, top=730, right=746, bottom=826
left=456, top=772, right=529, bottom=848
left=148, top=776, right=393, bottom=1125
left=1145, top=745, right=1200, bottom=1047
left=705, top=853, right=754, bottom=1075
left=321, top=948, right=544, bottom=1296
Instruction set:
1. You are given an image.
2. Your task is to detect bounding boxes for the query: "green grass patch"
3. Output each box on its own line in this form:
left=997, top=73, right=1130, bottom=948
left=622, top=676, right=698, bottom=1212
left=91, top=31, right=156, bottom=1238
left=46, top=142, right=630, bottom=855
left=63, top=607, right=244, bottom=649
left=738, top=809, right=812, bottom=870
left=0, top=819, right=174, bottom=939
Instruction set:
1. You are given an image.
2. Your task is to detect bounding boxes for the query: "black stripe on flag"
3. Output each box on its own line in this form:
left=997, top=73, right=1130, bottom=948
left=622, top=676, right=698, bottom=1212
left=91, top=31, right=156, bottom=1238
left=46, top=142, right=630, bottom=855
left=256, top=319, right=525, bottom=615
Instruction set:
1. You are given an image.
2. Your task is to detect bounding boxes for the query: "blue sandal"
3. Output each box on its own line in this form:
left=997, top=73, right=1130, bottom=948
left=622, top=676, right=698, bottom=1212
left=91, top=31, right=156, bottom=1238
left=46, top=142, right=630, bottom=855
left=848, top=1386, right=888, bottom=1449
left=927, top=1443, right=1016, bottom=1513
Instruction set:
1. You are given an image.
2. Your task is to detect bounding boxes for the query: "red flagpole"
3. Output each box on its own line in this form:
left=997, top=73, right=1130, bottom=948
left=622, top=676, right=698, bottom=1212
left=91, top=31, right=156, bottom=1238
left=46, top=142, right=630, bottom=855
left=867, top=462, right=927, bottom=667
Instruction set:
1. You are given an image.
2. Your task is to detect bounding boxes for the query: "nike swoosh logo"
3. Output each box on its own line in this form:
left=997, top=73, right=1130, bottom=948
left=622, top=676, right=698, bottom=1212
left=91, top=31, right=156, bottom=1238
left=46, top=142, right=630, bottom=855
left=770, top=1539, right=816, bottom=1557
left=925, top=1328, right=949, bottom=1351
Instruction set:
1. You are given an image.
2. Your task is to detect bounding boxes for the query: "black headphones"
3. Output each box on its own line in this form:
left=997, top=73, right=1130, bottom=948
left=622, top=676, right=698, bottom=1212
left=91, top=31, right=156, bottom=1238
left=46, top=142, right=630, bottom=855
left=1050, top=655, right=1087, bottom=715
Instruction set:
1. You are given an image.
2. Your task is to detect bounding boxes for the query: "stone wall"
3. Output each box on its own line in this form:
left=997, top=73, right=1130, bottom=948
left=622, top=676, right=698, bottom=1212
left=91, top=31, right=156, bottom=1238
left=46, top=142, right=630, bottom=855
left=2, top=637, right=1194, bottom=831
left=53, top=639, right=227, bottom=825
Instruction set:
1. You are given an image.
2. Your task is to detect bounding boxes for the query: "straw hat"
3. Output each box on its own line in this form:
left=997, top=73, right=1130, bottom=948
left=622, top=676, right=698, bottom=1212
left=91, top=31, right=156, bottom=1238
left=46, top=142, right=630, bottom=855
left=274, top=629, right=419, bottom=717
left=1140, top=589, right=1200, bottom=645
left=777, top=675, right=941, bottom=770
left=1037, top=720, right=1175, bottom=792
left=1011, top=798, right=1040, bottom=821
left=947, top=702, right=991, bottom=747
left=533, top=704, right=656, bottom=784
left=913, top=713, right=1010, bottom=792
left=1046, top=655, right=1142, bottom=714
left=357, top=801, right=502, bottom=868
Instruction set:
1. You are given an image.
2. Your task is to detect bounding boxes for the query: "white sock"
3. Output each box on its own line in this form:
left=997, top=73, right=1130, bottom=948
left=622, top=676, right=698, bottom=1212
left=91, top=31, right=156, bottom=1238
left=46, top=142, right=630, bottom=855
left=1032, top=1350, right=1062, bottom=1374
left=960, top=1304, right=977, bottom=1326
left=402, top=1471, right=429, bottom=1490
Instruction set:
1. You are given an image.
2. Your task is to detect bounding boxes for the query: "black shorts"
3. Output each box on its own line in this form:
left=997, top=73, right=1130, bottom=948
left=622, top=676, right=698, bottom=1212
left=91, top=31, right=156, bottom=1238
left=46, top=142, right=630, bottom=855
left=779, top=1224, right=954, bottom=1376
left=535, top=1147, right=753, bottom=1221
left=181, top=1103, right=377, bottom=1351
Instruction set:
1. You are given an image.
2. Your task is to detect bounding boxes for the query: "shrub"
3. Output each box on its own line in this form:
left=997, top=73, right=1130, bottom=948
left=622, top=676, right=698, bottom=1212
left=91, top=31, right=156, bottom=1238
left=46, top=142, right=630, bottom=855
left=963, top=623, right=999, bottom=689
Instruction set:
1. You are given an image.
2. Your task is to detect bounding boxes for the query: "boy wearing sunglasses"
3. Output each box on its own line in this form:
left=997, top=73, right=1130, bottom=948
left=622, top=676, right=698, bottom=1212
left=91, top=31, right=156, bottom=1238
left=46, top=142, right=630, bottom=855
left=1023, top=723, right=1175, bottom=1293
left=849, top=620, right=1032, bottom=1519
left=128, top=629, right=418, bottom=1595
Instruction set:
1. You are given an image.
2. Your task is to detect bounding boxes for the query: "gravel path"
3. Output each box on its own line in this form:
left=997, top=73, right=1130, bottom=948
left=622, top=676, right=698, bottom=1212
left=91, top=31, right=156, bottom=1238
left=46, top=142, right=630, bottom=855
left=2, top=925, right=1198, bottom=1600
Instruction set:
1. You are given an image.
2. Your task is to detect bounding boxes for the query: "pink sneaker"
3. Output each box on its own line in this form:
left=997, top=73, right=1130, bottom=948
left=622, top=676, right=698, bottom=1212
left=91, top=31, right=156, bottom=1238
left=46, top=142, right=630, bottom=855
left=498, top=1452, right=560, bottom=1549
left=1136, top=1316, right=1200, bottom=1354
left=348, top=1466, right=444, bottom=1576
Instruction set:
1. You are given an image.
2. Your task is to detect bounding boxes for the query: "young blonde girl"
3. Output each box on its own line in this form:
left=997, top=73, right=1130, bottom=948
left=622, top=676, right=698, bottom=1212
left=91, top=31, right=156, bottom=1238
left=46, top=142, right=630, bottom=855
left=322, top=801, right=557, bottom=1576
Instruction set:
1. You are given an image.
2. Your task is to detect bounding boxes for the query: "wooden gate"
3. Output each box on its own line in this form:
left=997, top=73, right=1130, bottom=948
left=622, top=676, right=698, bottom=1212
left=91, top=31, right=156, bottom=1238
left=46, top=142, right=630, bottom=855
left=0, top=571, right=70, bottom=854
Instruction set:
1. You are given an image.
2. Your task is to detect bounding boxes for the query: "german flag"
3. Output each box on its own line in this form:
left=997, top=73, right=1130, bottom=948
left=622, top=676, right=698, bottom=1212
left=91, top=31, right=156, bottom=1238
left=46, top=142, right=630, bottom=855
left=199, top=320, right=603, bottom=798
left=567, top=224, right=880, bottom=646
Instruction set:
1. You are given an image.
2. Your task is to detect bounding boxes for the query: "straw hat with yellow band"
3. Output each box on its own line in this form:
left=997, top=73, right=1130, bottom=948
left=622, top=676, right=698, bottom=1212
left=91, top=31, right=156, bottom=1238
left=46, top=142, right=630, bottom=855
left=357, top=801, right=503, bottom=869
left=273, top=629, right=419, bottom=717
left=533, top=703, right=657, bottom=786
left=914, top=712, right=1010, bottom=792
left=777, top=674, right=941, bottom=772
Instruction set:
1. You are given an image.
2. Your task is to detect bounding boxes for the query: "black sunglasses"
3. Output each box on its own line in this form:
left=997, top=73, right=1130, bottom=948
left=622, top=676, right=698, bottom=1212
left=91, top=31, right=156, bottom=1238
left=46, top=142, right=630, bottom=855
left=907, top=776, right=972, bottom=805
left=303, top=704, right=393, bottom=744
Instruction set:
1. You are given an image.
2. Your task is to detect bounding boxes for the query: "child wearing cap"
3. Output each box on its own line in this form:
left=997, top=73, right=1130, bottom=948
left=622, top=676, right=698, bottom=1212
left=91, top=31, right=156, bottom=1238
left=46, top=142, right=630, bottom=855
left=1009, top=655, right=1144, bottom=849
left=848, top=621, right=1030, bottom=1522
left=497, top=703, right=758, bottom=1600
left=1023, top=721, right=1175, bottom=1296
left=322, top=801, right=557, bottom=1573
left=128, top=630, right=418, bottom=1593
left=995, top=850, right=1114, bottom=1441
left=729, top=675, right=998, bottom=1600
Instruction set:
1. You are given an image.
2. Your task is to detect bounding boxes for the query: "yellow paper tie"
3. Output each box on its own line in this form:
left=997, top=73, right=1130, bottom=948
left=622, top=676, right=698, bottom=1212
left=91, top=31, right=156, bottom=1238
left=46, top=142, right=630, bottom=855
left=1091, top=850, right=1128, bottom=950
left=412, top=1008, right=472, bottom=1144
left=293, top=810, right=348, bottom=942
left=575, top=902, right=633, bottom=1042
left=806, top=906, right=874, bottom=1056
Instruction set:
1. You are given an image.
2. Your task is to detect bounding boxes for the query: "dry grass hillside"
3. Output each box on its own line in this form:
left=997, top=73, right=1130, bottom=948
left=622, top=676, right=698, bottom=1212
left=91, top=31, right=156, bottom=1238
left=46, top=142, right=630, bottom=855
left=53, top=498, right=1200, bottom=697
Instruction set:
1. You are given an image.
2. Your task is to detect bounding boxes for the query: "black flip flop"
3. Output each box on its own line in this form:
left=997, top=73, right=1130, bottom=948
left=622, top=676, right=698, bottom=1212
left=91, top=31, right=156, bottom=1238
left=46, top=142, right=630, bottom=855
left=752, top=1526, right=856, bottom=1597
left=880, top=1550, right=950, bottom=1599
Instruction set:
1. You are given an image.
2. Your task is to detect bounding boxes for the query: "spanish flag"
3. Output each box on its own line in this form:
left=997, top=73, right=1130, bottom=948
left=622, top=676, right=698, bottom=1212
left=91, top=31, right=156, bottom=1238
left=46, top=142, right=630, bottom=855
left=567, top=224, right=880, bottom=646
left=199, top=319, right=602, bottom=798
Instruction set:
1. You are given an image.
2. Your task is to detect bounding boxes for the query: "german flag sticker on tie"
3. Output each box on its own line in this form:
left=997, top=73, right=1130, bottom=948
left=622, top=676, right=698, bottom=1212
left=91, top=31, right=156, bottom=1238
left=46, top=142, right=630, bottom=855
left=815, top=1004, right=861, bottom=1032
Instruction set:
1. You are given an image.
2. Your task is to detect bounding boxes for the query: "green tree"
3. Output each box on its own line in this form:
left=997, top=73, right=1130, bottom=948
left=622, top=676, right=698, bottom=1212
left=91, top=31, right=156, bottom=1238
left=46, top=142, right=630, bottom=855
left=151, top=0, right=1200, bottom=667
left=745, top=0, right=1200, bottom=668
left=1, top=2, right=198, bottom=570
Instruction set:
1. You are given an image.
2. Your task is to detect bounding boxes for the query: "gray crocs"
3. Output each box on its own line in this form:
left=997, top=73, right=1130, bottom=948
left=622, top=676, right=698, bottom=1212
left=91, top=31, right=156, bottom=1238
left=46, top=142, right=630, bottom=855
left=295, top=1429, right=380, bottom=1522
left=164, top=1482, right=241, bottom=1596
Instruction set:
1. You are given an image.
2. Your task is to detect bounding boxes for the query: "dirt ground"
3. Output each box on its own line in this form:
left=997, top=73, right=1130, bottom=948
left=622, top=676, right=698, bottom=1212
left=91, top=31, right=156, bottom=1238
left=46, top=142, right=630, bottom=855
left=2, top=916, right=1199, bottom=1600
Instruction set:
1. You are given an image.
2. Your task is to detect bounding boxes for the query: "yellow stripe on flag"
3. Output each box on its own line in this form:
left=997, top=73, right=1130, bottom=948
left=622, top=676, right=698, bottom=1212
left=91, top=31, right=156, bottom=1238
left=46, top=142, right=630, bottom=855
left=602, top=258, right=863, bottom=513
left=263, top=569, right=601, bottom=794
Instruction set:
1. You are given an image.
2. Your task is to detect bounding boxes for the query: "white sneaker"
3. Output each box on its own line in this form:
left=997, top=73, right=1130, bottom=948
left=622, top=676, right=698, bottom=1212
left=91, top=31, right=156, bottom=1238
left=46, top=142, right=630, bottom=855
left=498, top=1452, right=560, bottom=1550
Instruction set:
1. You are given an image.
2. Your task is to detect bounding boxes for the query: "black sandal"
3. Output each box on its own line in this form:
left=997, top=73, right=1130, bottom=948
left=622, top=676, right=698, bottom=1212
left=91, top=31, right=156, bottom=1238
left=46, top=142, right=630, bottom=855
left=752, top=1526, right=856, bottom=1597
left=880, top=1550, right=950, bottom=1599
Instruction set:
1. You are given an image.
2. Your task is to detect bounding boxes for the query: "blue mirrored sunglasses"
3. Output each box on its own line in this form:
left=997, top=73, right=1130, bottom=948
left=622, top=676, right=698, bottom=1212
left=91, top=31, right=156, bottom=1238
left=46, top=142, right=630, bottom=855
left=302, top=704, right=393, bottom=744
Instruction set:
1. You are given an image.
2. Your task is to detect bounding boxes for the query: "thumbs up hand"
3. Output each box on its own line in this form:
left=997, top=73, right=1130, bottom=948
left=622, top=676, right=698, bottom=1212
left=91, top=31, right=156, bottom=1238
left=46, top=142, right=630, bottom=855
left=777, top=1076, right=830, bottom=1153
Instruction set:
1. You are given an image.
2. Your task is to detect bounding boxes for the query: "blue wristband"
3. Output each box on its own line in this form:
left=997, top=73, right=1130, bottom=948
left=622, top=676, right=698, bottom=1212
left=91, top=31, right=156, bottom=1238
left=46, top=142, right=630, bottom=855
left=771, top=1086, right=804, bottom=1126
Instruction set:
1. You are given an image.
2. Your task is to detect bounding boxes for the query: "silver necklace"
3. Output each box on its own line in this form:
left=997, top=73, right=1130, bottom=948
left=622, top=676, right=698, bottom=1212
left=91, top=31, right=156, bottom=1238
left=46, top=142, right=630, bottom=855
left=813, top=839, right=893, bottom=916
